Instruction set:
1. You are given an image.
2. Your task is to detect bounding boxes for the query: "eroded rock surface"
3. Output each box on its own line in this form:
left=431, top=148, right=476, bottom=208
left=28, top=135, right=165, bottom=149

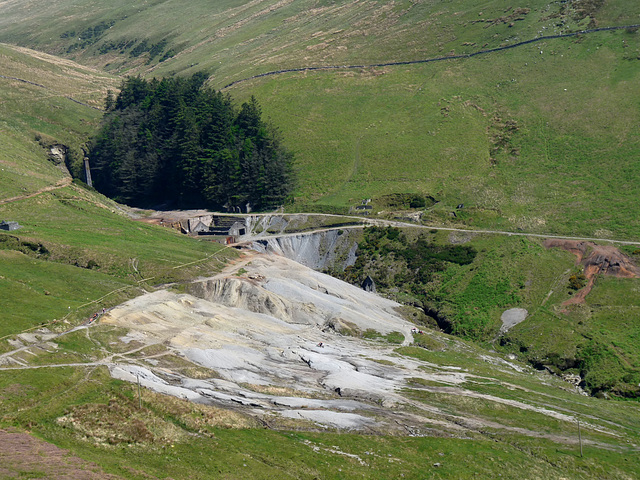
left=103, top=254, right=417, bottom=430
left=100, top=252, right=592, bottom=437
left=250, top=229, right=358, bottom=271
left=544, top=239, right=639, bottom=278
left=500, top=308, right=528, bottom=334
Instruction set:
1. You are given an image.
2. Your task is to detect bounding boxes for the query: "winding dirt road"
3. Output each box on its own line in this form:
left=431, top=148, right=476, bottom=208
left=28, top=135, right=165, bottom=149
left=152, top=209, right=640, bottom=246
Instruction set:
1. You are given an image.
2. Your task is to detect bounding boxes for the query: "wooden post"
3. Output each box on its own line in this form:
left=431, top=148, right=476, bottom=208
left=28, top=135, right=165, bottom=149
left=137, top=374, right=142, bottom=409
left=578, top=418, right=583, bottom=457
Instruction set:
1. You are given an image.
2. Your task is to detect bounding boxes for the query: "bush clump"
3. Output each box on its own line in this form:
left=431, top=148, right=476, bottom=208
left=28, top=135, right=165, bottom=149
left=568, top=273, right=587, bottom=290
left=90, top=74, right=295, bottom=211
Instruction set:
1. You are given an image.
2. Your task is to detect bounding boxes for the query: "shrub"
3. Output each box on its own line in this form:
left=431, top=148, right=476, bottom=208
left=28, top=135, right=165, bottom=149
left=86, top=259, right=100, bottom=269
left=568, top=273, right=587, bottom=290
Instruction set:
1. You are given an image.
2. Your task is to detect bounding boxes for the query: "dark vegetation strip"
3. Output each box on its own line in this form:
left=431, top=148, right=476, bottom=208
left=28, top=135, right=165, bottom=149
left=223, top=24, right=640, bottom=89
left=0, top=74, right=103, bottom=110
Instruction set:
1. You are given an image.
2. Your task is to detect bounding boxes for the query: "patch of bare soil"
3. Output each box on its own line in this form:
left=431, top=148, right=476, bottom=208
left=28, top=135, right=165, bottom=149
left=0, top=428, right=124, bottom=479
left=544, top=239, right=639, bottom=305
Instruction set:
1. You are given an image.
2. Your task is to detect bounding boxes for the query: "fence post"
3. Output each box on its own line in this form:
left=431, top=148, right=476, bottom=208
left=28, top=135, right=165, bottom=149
left=578, top=418, right=583, bottom=457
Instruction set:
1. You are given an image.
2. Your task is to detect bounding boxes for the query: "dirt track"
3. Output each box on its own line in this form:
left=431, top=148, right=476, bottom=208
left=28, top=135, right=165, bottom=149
left=139, top=208, right=640, bottom=246
left=0, top=177, right=72, bottom=206
left=0, top=428, right=123, bottom=479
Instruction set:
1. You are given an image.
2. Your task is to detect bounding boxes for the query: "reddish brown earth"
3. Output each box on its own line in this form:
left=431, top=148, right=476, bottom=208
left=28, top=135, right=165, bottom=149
left=0, top=428, right=124, bottom=479
left=544, top=239, right=639, bottom=306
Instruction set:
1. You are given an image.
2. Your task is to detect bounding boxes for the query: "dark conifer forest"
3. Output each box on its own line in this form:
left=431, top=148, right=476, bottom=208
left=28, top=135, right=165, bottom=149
left=89, top=73, right=295, bottom=210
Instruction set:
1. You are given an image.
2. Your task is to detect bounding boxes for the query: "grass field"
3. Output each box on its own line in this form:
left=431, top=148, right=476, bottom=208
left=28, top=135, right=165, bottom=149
left=1, top=2, right=640, bottom=477
left=0, top=43, right=115, bottom=199
left=0, top=186, right=237, bottom=341
left=229, top=28, right=640, bottom=239
left=1, top=324, right=639, bottom=479
left=2, top=2, right=640, bottom=238
left=1, top=0, right=638, bottom=83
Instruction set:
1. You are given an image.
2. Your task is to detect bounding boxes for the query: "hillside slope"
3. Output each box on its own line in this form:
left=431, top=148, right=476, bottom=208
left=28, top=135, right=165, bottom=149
left=0, top=43, right=113, bottom=198
left=0, top=0, right=637, bottom=85
left=231, top=26, right=640, bottom=239
left=2, top=0, right=639, bottom=237
left=0, top=5, right=640, bottom=477
left=2, top=249, right=640, bottom=479
left=0, top=45, right=235, bottom=343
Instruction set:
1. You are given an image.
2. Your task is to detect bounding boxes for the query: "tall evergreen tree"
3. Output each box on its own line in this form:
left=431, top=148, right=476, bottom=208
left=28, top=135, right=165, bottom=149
left=89, top=74, right=295, bottom=210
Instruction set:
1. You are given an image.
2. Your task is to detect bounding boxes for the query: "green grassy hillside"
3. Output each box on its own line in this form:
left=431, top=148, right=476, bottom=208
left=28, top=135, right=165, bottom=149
left=0, top=0, right=638, bottom=85
left=2, top=0, right=639, bottom=238
left=324, top=224, right=640, bottom=397
left=0, top=44, right=236, bottom=342
left=1, top=3, right=640, bottom=477
left=231, top=27, right=640, bottom=239
left=0, top=43, right=112, bottom=198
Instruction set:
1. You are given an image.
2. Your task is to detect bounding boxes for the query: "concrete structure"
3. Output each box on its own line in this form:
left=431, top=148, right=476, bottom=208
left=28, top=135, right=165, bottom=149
left=0, top=221, right=21, bottom=231
left=228, top=221, right=246, bottom=237
left=189, top=220, right=210, bottom=234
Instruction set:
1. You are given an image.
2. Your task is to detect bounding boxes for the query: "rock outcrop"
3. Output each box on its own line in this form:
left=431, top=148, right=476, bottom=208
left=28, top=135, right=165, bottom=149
left=102, top=253, right=417, bottom=429
left=250, top=229, right=358, bottom=271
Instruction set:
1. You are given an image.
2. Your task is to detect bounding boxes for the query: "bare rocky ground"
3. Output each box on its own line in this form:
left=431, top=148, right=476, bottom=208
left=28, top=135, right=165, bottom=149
left=2, top=248, right=636, bottom=465
left=2, top=237, right=637, bottom=459
left=499, top=308, right=528, bottom=334
left=543, top=239, right=640, bottom=306
left=103, top=251, right=420, bottom=432
left=96, top=251, right=624, bottom=445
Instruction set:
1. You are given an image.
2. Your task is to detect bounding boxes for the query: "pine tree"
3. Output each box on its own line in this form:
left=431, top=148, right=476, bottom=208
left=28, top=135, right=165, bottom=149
left=89, top=74, right=295, bottom=210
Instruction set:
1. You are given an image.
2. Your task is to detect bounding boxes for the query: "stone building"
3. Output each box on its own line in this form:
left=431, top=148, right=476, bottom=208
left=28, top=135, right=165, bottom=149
left=0, top=221, right=21, bottom=231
